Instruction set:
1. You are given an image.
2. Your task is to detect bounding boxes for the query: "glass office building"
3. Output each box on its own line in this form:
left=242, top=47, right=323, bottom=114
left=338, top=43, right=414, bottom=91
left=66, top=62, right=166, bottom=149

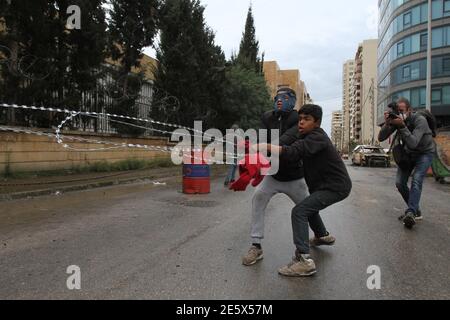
left=378, top=0, right=450, bottom=127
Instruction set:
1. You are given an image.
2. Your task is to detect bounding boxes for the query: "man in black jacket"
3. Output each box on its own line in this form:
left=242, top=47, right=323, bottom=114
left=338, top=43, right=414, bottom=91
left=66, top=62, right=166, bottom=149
left=242, top=88, right=309, bottom=266
left=378, top=97, right=435, bottom=229
left=257, top=104, right=352, bottom=276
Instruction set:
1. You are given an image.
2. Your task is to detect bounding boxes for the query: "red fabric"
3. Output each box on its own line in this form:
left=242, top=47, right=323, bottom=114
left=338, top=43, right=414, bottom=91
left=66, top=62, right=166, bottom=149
left=229, top=150, right=271, bottom=192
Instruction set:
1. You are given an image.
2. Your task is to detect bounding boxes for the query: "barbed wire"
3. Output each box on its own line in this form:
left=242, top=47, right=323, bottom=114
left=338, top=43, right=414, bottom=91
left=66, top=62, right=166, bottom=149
left=1, top=110, right=245, bottom=164
left=0, top=125, right=234, bottom=165
left=0, top=103, right=247, bottom=158
left=0, top=45, right=53, bottom=81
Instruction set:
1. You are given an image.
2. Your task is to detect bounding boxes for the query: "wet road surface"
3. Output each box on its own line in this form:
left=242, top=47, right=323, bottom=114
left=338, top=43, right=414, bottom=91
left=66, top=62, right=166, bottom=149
left=0, top=163, right=449, bottom=299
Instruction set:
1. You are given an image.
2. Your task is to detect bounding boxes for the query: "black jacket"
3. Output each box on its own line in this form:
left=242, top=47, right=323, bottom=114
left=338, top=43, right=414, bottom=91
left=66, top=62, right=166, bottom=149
left=281, top=128, right=352, bottom=194
left=262, top=110, right=304, bottom=182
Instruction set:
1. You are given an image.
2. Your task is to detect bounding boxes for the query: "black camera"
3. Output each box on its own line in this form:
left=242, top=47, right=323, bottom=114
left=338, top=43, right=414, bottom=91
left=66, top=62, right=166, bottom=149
left=387, top=102, right=400, bottom=120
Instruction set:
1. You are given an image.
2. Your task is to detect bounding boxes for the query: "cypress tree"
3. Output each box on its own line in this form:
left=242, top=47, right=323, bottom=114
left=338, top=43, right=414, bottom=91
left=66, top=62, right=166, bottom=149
left=236, top=6, right=261, bottom=73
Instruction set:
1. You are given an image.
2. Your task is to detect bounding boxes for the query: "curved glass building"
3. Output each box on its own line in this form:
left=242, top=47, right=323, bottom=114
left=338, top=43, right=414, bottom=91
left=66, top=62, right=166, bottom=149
left=377, top=0, right=450, bottom=127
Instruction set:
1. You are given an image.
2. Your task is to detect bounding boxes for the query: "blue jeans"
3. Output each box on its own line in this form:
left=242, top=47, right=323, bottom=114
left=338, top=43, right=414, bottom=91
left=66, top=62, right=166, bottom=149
left=395, top=153, right=434, bottom=214
left=224, top=164, right=237, bottom=185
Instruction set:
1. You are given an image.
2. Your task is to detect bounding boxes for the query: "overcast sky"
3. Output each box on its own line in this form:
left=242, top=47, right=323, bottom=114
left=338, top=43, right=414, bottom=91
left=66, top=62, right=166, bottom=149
left=146, top=0, right=379, bottom=135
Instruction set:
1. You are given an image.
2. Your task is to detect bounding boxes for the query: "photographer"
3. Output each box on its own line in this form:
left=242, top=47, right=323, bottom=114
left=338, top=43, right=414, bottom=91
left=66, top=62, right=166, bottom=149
left=378, top=98, right=435, bottom=229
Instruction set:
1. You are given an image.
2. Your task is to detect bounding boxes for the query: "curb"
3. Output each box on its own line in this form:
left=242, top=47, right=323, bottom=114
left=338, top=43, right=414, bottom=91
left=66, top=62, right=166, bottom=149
left=0, top=175, right=178, bottom=202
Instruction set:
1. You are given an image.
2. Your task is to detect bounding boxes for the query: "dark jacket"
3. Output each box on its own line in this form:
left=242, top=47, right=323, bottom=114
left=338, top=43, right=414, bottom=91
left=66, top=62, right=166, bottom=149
left=281, top=128, right=352, bottom=194
left=262, top=110, right=304, bottom=182
left=378, top=113, right=435, bottom=155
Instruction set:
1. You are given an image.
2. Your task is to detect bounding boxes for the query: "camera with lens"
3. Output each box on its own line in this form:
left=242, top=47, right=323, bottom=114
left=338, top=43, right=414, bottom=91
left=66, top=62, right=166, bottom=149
left=387, top=102, right=400, bottom=120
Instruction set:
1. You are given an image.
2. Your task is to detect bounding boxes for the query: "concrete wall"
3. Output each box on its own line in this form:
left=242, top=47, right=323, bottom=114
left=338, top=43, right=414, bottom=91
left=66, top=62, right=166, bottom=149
left=0, top=131, right=171, bottom=174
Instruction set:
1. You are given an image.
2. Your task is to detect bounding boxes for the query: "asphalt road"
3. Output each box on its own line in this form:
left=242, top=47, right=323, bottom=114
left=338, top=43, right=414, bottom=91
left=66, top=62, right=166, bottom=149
left=0, top=163, right=449, bottom=300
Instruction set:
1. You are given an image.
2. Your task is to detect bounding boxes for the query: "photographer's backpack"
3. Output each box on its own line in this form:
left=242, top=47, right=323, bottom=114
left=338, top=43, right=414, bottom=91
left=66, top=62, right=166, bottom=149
left=415, top=109, right=437, bottom=138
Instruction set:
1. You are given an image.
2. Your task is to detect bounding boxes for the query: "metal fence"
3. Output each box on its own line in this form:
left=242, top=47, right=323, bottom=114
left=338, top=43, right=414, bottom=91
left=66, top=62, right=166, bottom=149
left=0, top=59, right=154, bottom=136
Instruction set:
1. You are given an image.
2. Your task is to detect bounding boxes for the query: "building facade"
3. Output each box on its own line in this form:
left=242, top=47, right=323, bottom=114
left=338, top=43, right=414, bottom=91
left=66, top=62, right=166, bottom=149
left=378, top=0, right=450, bottom=128
left=342, top=60, right=356, bottom=153
left=331, top=111, right=344, bottom=151
left=349, top=40, right=379, bottom=146
left=263, top=61, right=311, bottom=110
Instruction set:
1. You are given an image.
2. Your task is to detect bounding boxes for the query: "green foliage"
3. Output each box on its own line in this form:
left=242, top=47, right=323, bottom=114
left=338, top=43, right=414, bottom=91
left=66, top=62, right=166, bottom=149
left=0, top=0, right=108, bottom=128
left=108, top=0, right=160, bottom=136
left=236, top=6, right=262, bottom=73
left=223, top=64, right=272, bottom=130
left=75, top=158, right=174, bottom=173
left=153, top=0, right=226, bottom=130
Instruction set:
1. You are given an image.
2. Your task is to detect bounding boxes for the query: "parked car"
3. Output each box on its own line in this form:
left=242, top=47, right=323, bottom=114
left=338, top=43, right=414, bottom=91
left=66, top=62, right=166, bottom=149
left=351, top=145, right=391, bottom=167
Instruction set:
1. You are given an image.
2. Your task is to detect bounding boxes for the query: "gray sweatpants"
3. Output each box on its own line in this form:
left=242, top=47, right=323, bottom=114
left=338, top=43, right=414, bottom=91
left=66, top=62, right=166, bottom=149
left=251, top=176, right=309, bottom=244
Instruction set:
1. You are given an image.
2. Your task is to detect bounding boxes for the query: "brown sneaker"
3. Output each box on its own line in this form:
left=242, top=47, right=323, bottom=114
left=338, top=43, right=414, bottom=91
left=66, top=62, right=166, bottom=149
left=310, top=234, right=336, bottom=247
left=278, top=256, right=317, bottom=277
left=242, top=246, right=263, bottom=266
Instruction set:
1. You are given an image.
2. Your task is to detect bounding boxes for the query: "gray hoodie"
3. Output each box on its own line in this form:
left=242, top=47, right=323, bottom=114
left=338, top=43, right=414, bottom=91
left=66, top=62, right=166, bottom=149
left=379, top=113, right=435, bottom=155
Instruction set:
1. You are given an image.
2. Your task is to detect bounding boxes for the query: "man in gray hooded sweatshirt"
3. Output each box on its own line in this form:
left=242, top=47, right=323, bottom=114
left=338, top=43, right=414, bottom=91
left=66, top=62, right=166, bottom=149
left=378, top=97, right=435, bottom=229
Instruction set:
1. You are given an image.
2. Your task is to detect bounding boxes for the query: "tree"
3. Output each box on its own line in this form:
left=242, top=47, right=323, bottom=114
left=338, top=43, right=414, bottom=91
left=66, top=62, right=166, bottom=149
left=107, top=0, right=160, bottom=136
left=0, top=1, right=108, bottom=129
left=153, top=0, right=226, bottom=129
left=222, top=5, right=271, bottom=130
left=222, top=64, right=272, bottom=130
left=63, top=0, right=108, bottom=130
left=236, top=6, right=261, bottom=73
left=0, top=0, right=57, bottom=126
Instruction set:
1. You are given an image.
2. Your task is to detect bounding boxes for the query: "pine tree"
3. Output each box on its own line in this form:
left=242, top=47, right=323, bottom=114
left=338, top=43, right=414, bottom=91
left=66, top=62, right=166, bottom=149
left=236, top=6, right=261, bottom=73
left=153, top=0, right=226, bottom=129
left=108, top=0, right=160, bottom=136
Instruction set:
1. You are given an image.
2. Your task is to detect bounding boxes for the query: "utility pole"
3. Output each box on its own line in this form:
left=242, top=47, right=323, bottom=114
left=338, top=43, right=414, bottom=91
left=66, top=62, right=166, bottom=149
left=371, top=79, right=375, bottom=145
left=426, top=0, right=432, bottom=111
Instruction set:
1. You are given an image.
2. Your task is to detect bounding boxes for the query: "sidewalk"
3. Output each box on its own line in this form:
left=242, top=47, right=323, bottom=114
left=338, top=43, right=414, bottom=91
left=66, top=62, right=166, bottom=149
left=0, top=165, right=228, bottom=201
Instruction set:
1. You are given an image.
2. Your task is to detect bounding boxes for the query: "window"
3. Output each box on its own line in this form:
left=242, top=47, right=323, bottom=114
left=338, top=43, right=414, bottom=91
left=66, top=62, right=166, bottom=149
left=403, top=11, right=412, bottom=27
left=397, top=42, right=404, bottom=56
left=411, top=64, right=420, bottom=80
left=420, top=33, right=428, bottom=48
left=445, top=0, right=450, bottom=13
left=403, top=66, right=411, bottom=79
left=443, top=86, right=450, bottom=104
left=419, top=88, right=426, bottom=106
left=432, top=28, right=443, bottom=48
left=432, top=89, right=442, bottom=103
left=443, top=58, right=450, bottom=72
left=411, top=88, right=420, bottom=107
